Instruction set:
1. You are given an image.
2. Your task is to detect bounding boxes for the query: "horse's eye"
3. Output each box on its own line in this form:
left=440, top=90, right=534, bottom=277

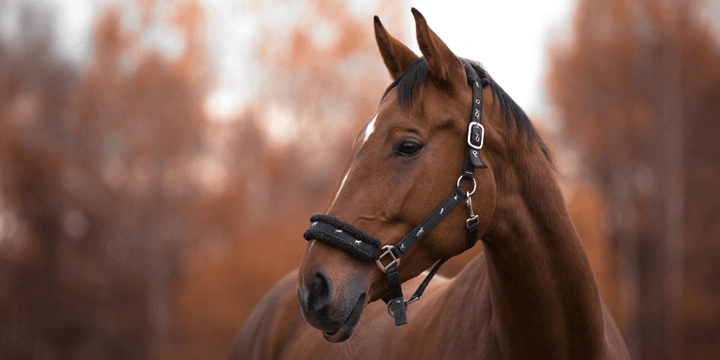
left=394, top=140, right=424, bottom=157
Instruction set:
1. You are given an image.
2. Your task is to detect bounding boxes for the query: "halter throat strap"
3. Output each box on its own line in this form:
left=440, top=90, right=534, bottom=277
left=302, top=61, right=488, bottom=326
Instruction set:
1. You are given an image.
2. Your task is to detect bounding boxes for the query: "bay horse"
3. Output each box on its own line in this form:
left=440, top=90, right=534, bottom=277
left=233, top=8, right=629, bottom=359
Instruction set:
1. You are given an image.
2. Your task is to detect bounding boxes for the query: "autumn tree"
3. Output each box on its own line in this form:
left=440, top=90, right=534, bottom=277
left=549, top=0, right=720, bottom=359
left=0, top=1, right=210, bottom=358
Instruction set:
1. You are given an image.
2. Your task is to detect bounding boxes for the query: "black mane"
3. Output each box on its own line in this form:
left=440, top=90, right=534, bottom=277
left=382, top=58, right=552, bottom=164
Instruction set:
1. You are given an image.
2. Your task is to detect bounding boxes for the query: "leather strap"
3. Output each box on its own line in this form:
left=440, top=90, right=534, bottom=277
left=392, top=187, right=467, bottom=257
left=406, top=258, right=447, bottom=304
left=385, top=265, right=407, bottom=326
left=463, top=60, right=488, bottom=170
left=466, top=218, right=480, bottom=250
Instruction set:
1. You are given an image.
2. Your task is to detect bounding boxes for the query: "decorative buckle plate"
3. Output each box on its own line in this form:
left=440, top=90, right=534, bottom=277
left=375, top=245, right=400, bottom=273
left=467, top=122, right=485, bottom=150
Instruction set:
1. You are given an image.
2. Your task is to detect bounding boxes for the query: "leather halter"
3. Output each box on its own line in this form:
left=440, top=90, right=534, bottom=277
left=303, top=61, right=489, bottom=326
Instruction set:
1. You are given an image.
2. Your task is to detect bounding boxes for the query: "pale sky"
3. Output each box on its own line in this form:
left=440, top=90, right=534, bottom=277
left=12, top=0, right=576, bottom=120
left=408, top=0, right=575, bottom=115
left=204, top=0, right=576, bottom=120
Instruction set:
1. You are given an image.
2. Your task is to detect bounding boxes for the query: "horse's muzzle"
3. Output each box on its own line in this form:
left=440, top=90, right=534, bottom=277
left=297, top=268, right=367, bottom=342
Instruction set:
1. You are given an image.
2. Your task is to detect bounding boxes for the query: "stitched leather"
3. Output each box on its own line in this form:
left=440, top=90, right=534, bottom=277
left=463, top=60, right=488, bottom=170
left=393, top=187, right=467, bottom=257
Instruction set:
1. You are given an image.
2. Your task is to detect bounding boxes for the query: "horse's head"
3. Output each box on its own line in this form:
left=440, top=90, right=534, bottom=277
left=297, top=9, right=498, bottom=342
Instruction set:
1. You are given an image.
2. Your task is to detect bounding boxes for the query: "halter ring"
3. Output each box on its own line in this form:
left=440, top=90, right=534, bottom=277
left=386, top=296, right=420, bottom=317
left=457, top=175, right=477, bottom=196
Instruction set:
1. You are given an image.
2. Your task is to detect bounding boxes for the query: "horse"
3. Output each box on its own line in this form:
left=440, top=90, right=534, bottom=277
left=232, top=8, right=630, bottom=359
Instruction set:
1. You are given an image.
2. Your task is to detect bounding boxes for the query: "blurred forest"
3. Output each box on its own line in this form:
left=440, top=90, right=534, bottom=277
left=0, top=0, right=717, bottom=359
left=549, top=0, right=720, bottom=359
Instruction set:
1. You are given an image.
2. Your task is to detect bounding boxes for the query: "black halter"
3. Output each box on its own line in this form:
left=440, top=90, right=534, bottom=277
left=303, top=61, right=489, bottom=326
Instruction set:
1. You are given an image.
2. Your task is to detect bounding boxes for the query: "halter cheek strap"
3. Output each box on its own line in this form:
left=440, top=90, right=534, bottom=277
left=302, top=61, right=489, bottom=326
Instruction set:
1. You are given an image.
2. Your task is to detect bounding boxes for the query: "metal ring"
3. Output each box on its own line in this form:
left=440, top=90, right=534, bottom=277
left=456, top=175, right=477, bottom=196
left=386, top=299, right=403, bottom=317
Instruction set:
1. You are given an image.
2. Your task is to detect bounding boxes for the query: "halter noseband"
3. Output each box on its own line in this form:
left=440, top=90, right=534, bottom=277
left=303, top=61, right=489, bottom=326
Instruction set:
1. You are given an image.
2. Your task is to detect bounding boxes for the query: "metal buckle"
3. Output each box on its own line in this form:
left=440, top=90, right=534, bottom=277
left=466, top=215, right=479, bottom=229
left=467, top=122, right=484, bottom=150
left=375, top=245, right=400, bottom=273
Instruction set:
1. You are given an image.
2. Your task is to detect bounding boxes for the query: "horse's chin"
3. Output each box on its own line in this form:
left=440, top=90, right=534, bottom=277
left=322, top=293, right=366, bottom=343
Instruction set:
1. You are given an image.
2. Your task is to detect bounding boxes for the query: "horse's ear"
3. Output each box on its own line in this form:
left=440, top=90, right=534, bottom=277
left=374, top=16, right=418, bottom=80
left=412, top=8, right=464, bottom=84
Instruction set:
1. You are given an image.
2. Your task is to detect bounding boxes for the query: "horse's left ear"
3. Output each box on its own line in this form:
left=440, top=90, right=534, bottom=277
left=374, top=16, right=419, bottom=80
left=412, top=8, right=465, bottom=85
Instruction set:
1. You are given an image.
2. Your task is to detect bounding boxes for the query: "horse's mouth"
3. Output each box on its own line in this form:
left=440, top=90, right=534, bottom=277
left=322, top=293, right=366, bottom=342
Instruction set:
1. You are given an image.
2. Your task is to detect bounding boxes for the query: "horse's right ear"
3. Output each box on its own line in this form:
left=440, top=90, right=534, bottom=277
left=374, top=16, right=418, bottom=80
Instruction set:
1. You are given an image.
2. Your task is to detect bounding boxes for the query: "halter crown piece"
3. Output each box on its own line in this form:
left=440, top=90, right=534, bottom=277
left=303, top=61, right=489, bottom=326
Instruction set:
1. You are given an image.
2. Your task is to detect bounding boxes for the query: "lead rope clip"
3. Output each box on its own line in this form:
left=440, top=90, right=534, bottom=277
left=466, top=192, right=479, bottom=228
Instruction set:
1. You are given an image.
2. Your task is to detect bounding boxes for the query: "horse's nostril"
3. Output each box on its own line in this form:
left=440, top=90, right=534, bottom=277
left=310, top=270, right=334, bottom=312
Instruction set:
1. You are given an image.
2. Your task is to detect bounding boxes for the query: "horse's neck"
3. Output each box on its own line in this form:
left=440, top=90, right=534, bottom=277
left=479, top=146, right=605, bottom=357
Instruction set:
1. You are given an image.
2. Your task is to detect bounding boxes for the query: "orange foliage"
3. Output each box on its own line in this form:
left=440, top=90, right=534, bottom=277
left=549, top=0, right=720, bottom=359
left=0, top=1, right=209, bottom=358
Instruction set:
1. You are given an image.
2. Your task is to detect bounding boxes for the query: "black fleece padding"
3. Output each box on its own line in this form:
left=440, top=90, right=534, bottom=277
left=303, top=214, right=382, bottom=262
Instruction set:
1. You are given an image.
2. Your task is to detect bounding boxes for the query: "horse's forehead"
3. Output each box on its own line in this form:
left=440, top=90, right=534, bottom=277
left=392, top=83, right=468, bottom=121
left=359, top=94, right=403, bottom=140
left=361, top=83, right=467, bottom=146
left=361, top=113, right=378, bottom=145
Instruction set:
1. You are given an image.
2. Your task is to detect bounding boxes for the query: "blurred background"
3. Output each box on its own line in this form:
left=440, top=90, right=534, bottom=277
left=0, top=0, right=718, bottom=359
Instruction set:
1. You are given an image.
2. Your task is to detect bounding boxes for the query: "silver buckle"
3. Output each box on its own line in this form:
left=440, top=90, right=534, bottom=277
left=375, top=245, right=400, bottom=273
left=466, top=215, right=479, bottom=229
left=467, top=122, right=484, bottom=150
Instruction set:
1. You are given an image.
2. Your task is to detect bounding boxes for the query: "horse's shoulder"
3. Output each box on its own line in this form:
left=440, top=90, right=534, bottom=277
left=230, top=270, right=302, bottom=360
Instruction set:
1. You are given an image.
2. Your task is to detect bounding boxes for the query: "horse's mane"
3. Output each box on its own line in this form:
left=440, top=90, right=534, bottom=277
left=382, top=58, right=552, bottom=164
